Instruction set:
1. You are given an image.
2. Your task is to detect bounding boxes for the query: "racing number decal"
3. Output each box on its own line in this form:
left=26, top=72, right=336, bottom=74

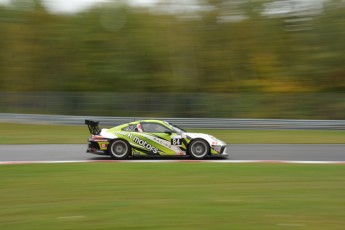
left=171, top=138, right=182, bottom=146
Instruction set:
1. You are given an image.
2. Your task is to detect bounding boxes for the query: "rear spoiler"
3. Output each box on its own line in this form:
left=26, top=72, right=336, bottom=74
left=85, top=120, right=101, bottom=135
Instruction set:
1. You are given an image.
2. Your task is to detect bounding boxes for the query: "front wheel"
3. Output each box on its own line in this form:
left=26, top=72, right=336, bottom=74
left=108, top=139, right=131, bottom=160
left=188, top=139, right=209, bottom=159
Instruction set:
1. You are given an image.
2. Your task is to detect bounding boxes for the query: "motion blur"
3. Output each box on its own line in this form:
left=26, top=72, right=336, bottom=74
left=0, top=0, right=344, bottom=118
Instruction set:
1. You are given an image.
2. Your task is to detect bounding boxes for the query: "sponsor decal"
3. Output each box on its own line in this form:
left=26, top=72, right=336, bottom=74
left=113, top=131, right=158, bottom=154
left=113, top=131, right=133, bottom=139
left=148, top=135, right=171, bottom=149
left=133, top=136, right=158, bottom=154
left=99, top=142, right=108, bottom=150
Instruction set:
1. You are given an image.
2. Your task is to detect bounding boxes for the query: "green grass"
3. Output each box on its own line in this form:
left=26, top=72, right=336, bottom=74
left=0, top=163, right=344, bottom=230
left=0, top=122, right=344, bottom=144
left=0, top=123, right=87, bottom=144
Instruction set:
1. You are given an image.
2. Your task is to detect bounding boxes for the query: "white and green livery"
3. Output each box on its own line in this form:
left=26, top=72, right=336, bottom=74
left=85, top=119, right=228, bottom=159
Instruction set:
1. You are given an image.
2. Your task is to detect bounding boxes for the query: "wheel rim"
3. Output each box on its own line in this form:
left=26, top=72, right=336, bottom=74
left=111, top=141, right=128, bottom=158
left=191, top=141, right=208, bottom=158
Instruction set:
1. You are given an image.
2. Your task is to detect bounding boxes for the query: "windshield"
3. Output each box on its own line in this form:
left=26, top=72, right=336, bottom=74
left=164, top=121, right=186, bottom=134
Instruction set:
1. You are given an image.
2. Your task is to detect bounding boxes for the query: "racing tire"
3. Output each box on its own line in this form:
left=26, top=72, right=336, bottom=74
left=188, top=139, right=210, bottom=159
left=108, top=139, right=131, bottom=160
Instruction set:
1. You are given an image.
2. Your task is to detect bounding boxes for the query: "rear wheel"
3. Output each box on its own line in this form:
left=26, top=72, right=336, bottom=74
left=108, top=139, right=131, bottom=160
left=188, top=139, right=209, bottom=159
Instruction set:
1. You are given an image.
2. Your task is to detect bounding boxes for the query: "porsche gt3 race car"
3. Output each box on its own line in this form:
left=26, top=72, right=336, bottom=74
left=85, top=119, right=228, bottom=159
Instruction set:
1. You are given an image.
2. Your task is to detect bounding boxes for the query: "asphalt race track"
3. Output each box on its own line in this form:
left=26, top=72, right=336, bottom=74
left=0, top=144, right=344, bottom=162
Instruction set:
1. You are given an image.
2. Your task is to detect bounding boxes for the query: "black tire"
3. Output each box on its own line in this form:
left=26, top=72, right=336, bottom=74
left=108, top=139, right=131, bottom=160
left=188, top=139, right=209, bottom=159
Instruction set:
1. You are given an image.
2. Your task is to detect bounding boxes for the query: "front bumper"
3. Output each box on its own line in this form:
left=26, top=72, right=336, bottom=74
left=209, top=144, right=228, bottom=158
left=211, top=144, right=228, bottom=154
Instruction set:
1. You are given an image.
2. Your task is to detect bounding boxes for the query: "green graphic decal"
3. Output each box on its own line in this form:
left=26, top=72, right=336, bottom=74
left=113, top=131, right=158, bottom=154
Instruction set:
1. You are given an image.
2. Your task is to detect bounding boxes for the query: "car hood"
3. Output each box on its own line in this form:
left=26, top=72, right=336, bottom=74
left=183, top=132, right=226, bottom=146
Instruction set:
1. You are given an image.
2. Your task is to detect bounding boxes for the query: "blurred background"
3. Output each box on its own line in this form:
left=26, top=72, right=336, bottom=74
left=0, top=0, right=344, bottom=119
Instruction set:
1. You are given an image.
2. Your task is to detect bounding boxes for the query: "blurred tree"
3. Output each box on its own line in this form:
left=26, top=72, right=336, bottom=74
left=0, top=0, right=344, bottom=93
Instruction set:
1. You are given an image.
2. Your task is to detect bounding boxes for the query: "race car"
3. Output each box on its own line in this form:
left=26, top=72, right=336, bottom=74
left=85, top=119, right=228, bottom=159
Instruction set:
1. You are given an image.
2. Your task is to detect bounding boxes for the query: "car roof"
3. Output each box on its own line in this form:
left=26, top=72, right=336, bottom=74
left=128, top=119, right=166, bottom=124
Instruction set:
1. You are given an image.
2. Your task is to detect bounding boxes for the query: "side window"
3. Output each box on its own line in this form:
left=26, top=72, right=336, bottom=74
left=142, top=123, right=171, bottom=133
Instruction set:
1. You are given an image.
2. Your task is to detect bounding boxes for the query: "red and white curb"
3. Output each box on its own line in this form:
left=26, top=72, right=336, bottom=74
left=1, top=160, right=345, bottom=165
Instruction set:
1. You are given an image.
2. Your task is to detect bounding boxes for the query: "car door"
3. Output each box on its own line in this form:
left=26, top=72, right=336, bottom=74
left=140, top=122, right=182, bottom=155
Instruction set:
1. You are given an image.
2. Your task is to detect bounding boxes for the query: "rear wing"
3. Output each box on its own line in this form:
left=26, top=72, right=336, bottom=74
left=85, top=120, right=101, bottom=135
